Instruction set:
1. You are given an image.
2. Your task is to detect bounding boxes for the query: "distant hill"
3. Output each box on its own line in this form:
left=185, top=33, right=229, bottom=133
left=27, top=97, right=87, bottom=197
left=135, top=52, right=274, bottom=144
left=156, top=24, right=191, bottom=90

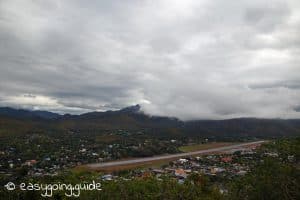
left=0, top=107, right=60, bottom=119
left=0, top=105, right=299, bottom=138
left=183, top=118, right=300, bottom=137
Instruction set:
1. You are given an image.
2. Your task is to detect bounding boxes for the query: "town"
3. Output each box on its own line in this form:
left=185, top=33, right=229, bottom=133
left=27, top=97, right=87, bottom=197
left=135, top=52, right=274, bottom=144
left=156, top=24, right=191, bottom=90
left=0, top=130, right=259, bottom=180
left=0, top=130, right=198, bottom=179
left=99, top=142, right=269, bottom=183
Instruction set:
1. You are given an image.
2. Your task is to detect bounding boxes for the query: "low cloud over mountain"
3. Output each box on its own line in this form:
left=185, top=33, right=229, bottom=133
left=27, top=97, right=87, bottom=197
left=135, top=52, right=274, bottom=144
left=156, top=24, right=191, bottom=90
left=0, top=0, right=300, bottom=119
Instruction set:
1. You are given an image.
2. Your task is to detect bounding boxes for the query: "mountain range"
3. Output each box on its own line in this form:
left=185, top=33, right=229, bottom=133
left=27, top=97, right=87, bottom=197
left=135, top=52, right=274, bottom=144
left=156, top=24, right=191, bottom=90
left=0, top=105, right=300, bottom=138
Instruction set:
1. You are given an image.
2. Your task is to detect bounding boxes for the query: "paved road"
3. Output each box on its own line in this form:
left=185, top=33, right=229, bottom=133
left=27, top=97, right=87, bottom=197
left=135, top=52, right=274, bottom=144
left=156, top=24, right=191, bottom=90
left=87, top=141, right=265, bottom=169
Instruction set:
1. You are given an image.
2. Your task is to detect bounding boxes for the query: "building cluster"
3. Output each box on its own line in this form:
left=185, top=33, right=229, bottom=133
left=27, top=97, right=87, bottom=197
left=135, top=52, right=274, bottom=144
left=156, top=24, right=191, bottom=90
left=100, top=143, right=267, bottom=183
left=0, top=133, right=181, bottom=177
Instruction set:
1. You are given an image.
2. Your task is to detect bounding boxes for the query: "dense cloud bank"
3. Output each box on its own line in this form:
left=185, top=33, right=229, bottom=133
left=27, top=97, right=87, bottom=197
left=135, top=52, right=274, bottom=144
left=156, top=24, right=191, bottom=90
left=0, top=0, right=299, bottom=119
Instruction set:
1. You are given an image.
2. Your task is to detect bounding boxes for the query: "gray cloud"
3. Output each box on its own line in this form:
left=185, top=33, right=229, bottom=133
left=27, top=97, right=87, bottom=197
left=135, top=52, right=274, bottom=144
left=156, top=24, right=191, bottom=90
left=249, top=80, right=300, bottom=90
left=0, top=0, right=300, bottom=120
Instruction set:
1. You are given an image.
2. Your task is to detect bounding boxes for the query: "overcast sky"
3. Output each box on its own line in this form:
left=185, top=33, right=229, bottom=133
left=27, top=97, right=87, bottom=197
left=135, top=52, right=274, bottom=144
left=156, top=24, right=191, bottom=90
left=0, top=0, right=299, bottom=120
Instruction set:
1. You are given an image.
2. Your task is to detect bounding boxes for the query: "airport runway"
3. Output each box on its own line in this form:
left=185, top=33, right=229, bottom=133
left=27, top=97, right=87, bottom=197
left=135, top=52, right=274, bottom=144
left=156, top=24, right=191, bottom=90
left=87, top=140, right=265, bottom=169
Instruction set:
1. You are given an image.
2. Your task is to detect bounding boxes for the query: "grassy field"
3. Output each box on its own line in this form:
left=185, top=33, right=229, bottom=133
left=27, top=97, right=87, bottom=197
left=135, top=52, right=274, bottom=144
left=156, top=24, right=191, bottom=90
left=96, top=134, right=121, bottom=143
left=75, top=158, right=173, bottom=173
left=179, top=142, right=233, bottom=152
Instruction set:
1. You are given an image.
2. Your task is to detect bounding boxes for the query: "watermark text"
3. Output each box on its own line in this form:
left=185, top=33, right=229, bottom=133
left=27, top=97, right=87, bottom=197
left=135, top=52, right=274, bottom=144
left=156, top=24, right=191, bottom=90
left=4, top=181, right=102, bottom=197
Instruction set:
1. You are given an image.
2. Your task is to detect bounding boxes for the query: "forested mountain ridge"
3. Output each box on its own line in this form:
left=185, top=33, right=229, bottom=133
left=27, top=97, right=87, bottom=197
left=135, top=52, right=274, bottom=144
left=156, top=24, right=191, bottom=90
left=0, top=105, right=300, bottom=137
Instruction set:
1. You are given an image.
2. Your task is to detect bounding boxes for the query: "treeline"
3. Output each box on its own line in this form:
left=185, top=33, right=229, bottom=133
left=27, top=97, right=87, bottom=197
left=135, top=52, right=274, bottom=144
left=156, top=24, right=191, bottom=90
left=1, top=106, right=300, bottom=138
